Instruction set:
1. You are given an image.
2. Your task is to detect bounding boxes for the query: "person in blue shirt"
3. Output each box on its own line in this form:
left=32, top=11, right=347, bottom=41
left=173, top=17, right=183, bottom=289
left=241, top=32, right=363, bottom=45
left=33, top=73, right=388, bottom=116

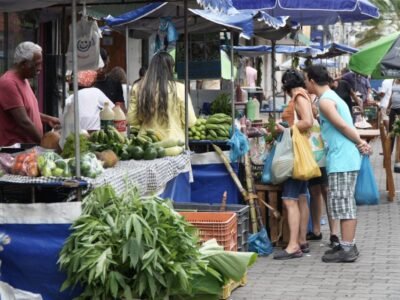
left=303, top=65, right=371, bottom=263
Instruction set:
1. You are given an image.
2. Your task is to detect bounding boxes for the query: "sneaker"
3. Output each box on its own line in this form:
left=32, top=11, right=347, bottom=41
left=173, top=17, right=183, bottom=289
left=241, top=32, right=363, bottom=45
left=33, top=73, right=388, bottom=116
left=322, top=245, right=359, bottom=263
left=329, top=235, right=340, bottom=248
left=353, top=244, right=360, bottom=256
left=306, top=232, right=322, bottom=241
left=324, top=244, right=341, bottom=255
left=325, top=243, right=360, bottom=256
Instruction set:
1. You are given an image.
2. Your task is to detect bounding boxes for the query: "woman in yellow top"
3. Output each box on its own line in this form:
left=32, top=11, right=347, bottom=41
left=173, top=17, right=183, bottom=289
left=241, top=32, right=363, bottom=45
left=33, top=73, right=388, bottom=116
left=127, top=51, right=197, bottom=142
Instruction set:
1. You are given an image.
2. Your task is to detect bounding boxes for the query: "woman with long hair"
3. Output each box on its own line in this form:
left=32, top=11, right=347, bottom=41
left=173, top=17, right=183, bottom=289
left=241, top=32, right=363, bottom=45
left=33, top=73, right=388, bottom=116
left=127, top=52, right=197, bottom=141
left=273, top=69, right=314, bottom=260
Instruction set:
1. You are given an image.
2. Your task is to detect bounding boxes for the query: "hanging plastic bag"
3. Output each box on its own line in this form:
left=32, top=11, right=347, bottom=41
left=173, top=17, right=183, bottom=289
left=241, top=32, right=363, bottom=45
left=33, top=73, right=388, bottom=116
left=248, top=228, right=273, bottom=256
left=228, top=126, right=249, bottom=162
left=271, top=128, right=293, bottom=184
left=292, top=125, right=321, bottom=181
left=355, top=155, right=379, bottom=205
left=261, top=140, right=277, bottom=184
left=66, top=17, right=104, bottom=71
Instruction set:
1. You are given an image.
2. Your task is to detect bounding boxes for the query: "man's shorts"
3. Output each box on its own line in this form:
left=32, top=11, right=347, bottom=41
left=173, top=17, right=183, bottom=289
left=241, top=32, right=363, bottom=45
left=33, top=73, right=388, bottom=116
left=380, top=107, right=389, bottom=121
left=282, top=178, right=308, bottom=200
left=327, top=171, right=358, bottom=220
left=308, top=167, right=328, bottom=187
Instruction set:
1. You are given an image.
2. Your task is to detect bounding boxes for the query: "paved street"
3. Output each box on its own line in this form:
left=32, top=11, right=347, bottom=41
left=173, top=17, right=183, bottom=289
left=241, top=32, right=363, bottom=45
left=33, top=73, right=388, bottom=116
left=232, top=137, right=400, bottom=299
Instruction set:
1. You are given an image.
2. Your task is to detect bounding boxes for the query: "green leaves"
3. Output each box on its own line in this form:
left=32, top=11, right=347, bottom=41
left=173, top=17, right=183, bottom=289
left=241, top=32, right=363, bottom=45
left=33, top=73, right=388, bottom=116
left=210, top=93, right=232, bottom=115
left=58, top=184, right=204, bottom=299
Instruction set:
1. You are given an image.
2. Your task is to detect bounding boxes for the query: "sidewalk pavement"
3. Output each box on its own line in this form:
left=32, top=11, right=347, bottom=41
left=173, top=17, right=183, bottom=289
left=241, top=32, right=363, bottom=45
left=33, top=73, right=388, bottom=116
left=232, top=137, right=400, bottom=299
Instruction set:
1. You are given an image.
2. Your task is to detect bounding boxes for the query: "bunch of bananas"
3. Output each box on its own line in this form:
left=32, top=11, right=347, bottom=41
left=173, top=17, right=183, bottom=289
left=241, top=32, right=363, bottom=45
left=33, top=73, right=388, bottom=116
left=205, top=113, right=232, bottom=141
left=90, top=126, right=126, bottom=144
left=189, top=118, right=207, bottom=140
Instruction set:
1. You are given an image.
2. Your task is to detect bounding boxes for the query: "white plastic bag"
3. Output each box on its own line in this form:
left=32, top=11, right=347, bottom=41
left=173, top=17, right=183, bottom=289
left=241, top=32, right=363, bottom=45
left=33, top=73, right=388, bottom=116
left=271, top=128, right=293, bottom=184
left=0, top=281, right=43, bottom=300
left=66, top=18, right=104, bottom=71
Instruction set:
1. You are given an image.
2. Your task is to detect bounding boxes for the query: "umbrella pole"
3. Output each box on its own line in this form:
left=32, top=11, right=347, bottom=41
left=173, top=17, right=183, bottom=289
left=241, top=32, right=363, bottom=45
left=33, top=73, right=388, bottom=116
left=184, top=0, right=189, bottom=150
left=71, top=0, right=81, bottom=200
left=125, top=26, right=130, bottom=121
left=230, top=30, right=235, bottom=134
left=271, top=40, right=276, bottom=120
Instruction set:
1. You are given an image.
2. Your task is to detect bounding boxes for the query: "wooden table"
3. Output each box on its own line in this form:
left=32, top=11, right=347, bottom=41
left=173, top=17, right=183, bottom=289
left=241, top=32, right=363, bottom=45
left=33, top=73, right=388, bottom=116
left=254, top=183, right=289, bottom=246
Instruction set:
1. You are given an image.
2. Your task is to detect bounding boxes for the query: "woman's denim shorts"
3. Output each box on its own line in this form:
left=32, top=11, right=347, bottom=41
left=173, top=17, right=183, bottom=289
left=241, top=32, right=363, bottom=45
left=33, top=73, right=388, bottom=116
left=282, top=177, right=308, bottom=200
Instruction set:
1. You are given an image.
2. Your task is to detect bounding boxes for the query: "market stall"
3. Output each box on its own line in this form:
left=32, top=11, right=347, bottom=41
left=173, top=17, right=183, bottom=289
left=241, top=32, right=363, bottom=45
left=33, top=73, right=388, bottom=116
left=0, top=2, right=263, bottom=299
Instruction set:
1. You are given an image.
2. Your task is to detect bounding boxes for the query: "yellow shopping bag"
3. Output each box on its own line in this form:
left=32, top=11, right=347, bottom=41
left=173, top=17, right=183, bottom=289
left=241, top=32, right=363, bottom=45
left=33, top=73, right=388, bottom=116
left=292, top=125, right=321, bottom=180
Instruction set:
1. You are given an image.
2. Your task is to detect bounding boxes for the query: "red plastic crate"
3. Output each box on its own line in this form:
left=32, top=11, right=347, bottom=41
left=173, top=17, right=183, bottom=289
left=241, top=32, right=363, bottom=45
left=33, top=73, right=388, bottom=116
left=179, top=211, right=238, bottom=251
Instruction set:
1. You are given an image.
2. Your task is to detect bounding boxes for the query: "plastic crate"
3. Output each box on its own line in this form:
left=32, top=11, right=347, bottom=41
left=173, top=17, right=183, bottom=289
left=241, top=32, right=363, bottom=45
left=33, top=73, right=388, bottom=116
left=179, top=211, right=238, bottom=251
left=174, top=202, right=249, bottom=251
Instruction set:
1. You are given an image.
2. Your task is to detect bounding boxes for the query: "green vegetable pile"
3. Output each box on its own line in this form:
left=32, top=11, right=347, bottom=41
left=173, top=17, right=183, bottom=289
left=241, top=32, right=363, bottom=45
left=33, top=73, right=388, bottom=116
left=263, top=118, right=278, bottom=144
left=211, top=93, right=231, bottom=116
left=37, top=151, right=72, bottom=177
left=189, top=118, right=207, bottom=140
left=58, top=185, right=205, bottom=299
left=61, top=134, right=91, bottom=159
left=205, top=113, right=232, bottom=141
left=59, top=185, right=257, bottom=300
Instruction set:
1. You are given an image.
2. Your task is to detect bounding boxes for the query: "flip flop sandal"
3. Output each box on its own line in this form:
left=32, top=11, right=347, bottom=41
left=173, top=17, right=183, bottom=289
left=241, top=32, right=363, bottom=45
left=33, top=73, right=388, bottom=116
left=300, top=243, right=310, bottom=253
left=273, top=249, right=303, bottom=260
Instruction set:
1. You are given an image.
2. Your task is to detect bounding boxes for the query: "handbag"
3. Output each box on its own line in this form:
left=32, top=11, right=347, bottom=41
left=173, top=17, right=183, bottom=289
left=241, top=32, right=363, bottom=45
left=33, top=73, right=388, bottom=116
left=309, top=119, right=326, bottom=167
left=261, top=140, right=277, bottom=184
left=355, top=155, right=379, bottom=205
left=271, top=128, right=293, bottom=184
left=292, top=124, right=321, bottom=180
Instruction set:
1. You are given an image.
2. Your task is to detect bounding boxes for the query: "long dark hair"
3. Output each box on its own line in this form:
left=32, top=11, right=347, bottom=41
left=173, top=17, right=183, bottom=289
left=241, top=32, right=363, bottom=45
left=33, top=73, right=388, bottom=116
left=137, top=52, right=175, bottom=126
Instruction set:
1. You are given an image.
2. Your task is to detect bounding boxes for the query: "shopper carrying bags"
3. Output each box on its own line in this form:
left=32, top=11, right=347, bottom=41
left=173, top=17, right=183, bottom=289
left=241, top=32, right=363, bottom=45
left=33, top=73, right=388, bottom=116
left=272, top=69, right=314, bottom=260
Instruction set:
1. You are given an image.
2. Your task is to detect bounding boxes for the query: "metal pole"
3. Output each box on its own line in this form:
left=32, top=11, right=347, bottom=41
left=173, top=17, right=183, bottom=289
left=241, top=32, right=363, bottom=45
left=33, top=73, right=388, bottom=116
left=72, top=0, right=81, bottom=183
left=230, top=31, right=235, bottom=134
left=61, top=6, right=66, bottom=110
left=125, top=26, right=130, bottom=133
left=184, top=0, right=189, bottom=149
left=271, top=40, right=277, bottom=120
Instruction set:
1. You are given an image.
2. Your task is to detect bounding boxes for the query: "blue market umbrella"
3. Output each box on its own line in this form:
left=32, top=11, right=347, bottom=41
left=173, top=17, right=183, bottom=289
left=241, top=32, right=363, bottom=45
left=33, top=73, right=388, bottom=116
left=231, top=45, right=322, bottom=57
left=316, top=42, right=358, bottom=59
left=197, top=0, right=380, bottom=25
left=104, top=2, right=292, bottom=40
left=198, top=0, right=379, bottom=117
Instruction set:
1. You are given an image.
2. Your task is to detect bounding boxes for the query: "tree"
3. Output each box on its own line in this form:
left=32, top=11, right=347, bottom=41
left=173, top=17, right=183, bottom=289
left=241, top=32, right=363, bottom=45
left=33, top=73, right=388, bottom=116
left=356, top=0, right=400, bottom=46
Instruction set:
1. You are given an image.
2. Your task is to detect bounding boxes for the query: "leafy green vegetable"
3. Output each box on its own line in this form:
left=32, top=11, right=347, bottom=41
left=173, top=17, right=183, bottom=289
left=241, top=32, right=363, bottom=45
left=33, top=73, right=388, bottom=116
left=172, top=239, right=257, bottom=300
left=61, top=133, right=91, bottom=159
left=211, top=93, right=232, bottom=116
left=263, top=118, right=278, bottom=144
left=58, top=185, right=206, bottom=299
left=198, top=239, right=257, bottom=282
